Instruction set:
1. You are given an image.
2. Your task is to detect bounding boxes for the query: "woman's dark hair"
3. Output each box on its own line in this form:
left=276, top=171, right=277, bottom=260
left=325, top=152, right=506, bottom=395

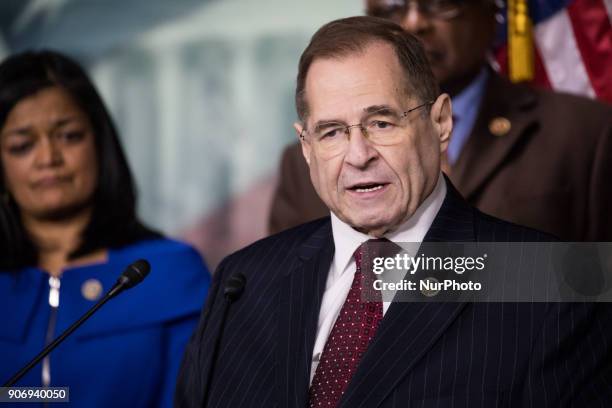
left=0, top=50, right=160, bottom=270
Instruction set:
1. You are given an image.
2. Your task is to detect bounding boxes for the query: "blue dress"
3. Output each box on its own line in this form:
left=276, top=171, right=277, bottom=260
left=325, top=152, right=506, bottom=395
left=0, top=238, right=210, bottom=407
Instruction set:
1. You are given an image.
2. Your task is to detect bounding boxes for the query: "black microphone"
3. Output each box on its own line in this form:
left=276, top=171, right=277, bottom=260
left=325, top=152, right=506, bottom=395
left=2, top=259, right=151, bottom=387
left=107, top=259, right=151, bottom=298
left=224, top=273, right=246, bottom=301
left=202, top=272, right=246, bottom=408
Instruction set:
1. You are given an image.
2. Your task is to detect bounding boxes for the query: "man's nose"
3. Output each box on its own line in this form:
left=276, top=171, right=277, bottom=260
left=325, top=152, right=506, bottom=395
left=400, top=2, right=432, bottom=35
left=344, top=127, right=378, bottom=169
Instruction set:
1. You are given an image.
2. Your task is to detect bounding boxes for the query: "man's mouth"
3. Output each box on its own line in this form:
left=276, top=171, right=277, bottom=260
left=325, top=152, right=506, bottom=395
left=348, top=182, right=388, bottom=193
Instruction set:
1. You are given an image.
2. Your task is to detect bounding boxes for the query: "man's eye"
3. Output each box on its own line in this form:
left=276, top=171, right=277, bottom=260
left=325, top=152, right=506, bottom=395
left=368, top=5, right=405, bottom=19
left=321, top=128, right=344, bottom=139
left=430, top=0, right=460, bottom=12
left=369, top=120, right=394, bottom=130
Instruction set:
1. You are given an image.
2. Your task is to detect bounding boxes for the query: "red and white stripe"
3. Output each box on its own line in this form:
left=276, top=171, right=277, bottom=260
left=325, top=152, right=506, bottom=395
left=533, top=0, right=612, bottom=103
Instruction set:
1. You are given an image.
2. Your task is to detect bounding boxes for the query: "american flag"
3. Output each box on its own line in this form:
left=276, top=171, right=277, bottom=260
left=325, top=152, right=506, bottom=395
left=495, top=0, right=612, bottom=103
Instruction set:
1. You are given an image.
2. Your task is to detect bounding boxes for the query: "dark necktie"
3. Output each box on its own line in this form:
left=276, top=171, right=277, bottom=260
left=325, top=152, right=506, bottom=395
left=308, top=240, right=384, bottom=408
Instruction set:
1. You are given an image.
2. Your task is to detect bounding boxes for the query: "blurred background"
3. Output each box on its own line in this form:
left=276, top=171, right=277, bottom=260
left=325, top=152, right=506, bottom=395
left=1, top=0, right=610, bottom=268
left=0, top=0, right=363, bottom=268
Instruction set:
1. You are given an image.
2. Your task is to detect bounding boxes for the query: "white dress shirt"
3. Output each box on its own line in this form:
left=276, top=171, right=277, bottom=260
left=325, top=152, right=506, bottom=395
left=309, top=174, right=447, bottom=382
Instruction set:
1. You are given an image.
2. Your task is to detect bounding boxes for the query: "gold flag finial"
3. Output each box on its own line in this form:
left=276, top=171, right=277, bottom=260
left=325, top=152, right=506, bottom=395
left=508, top=0, right=534, bottom=82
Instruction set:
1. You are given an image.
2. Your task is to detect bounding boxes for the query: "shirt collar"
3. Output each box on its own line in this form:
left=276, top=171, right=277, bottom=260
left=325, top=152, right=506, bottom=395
left=330, top=173, right=447, bottom=277
left=451, top=67, right=489, bottom=122
left=446, top=68, right=489, bottom=163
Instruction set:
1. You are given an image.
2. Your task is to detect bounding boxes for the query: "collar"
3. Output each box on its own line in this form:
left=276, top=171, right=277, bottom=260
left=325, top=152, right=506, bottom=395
left=447, top=68, right=489, bottom=163
left=330, top=173, right=447, bottom=278
left=451, top=67, right=489, bottom=120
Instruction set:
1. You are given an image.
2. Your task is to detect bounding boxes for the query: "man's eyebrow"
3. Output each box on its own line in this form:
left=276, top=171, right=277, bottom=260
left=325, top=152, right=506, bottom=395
left=312, top=119, right=346, bottom=132
left=309, top=105, right=402, bottom=131
left=363, top=105, right=401, bottom=118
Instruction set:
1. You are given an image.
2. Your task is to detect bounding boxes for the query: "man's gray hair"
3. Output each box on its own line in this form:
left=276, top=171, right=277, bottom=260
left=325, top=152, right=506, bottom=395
left=295, top=16, right=439, bottom=121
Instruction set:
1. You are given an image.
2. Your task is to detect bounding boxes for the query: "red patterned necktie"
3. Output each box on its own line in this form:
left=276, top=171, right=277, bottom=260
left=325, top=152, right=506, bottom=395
left=308, top=241, right=384, bottom=408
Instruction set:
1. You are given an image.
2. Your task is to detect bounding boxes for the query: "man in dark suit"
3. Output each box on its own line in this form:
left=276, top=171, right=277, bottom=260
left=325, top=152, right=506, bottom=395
left=176, top=17, right=612, bottom=407
left=269, top=0, right=612, bottom=241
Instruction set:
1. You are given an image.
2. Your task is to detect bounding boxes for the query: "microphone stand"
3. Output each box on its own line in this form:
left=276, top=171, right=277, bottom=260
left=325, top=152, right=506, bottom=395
left=201, top=273, right=246, bottom=408
left=2, top=260, right=150, bottom=387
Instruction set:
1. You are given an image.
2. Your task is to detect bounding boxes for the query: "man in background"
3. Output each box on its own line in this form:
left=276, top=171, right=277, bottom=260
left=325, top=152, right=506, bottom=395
left=269, top=0, right=612, bottom=241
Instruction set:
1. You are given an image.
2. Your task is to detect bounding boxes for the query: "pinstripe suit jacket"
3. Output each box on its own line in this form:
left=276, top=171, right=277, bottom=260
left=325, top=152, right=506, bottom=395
left=176, top=181, right=612, bottom=407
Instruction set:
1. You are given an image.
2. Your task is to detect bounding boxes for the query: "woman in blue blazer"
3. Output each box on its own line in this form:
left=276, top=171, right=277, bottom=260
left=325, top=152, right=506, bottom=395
left=0, top=50, right=210, bottom=407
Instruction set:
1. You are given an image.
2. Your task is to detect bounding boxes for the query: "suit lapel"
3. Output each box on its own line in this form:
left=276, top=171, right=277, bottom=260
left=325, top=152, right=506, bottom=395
left=451, top=72, right=539, bottom=201
left=277, top=220, right=334, bottom=408
left=340, top=180, right=474, bottom=408
left=341, top=302, right=468, bottom=408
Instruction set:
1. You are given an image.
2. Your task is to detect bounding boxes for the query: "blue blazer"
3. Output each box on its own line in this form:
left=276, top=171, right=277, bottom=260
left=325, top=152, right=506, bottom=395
left=176, top=181, right=612, bottom=407
left=1, top=239, right=211, bottom=407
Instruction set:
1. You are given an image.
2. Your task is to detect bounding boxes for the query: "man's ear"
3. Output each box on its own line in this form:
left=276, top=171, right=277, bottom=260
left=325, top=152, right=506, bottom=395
left=429, top=93, right=453, bottom=153
left=294, top=122, right=311, bottom=166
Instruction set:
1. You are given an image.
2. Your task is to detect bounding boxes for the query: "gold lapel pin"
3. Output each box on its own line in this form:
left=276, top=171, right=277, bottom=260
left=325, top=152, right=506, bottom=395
left=489, top=117, right=511, bottom=136
left=420, top=277, right=440, bottom=297
left=81, top=279, right=103, bottom=301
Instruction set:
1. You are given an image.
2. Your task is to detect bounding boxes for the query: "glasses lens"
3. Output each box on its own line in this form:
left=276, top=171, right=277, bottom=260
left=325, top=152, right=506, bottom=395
left=427, top=0, right=464, bottom=17
left=303, top=102, right=428, bottom=158
left=368, top=0, right=407, bottom=21
left=365, top=118, right=404, bottom=146
left=309, top=125, right=349, bottom=159
left=368, top=0, right=465, bottom=20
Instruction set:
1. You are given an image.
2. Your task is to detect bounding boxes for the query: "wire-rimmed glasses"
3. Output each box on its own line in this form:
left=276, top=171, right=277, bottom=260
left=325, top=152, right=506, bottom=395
left=299, top=100, right=433, bottom=159
left=368, top=0, right=468, bottom=22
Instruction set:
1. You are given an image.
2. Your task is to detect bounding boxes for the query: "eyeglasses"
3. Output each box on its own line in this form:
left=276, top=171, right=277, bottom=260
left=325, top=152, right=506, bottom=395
left=300, top=101, right=433, bottom=159
left=368, top=0, right=468, bottom=21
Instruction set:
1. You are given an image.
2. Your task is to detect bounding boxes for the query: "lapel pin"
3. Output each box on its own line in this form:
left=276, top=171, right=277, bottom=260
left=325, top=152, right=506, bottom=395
left=81, top=279, right=103, bottom=301
left=420, top=277, right=440, bottom=297
left=489, top=117, right=511, bottom=136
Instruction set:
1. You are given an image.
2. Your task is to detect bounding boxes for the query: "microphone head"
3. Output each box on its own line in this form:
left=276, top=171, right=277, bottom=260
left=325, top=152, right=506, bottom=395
left=224, top=273, right=246, bottom=302
left=120, top=259, right=151, bottom=289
